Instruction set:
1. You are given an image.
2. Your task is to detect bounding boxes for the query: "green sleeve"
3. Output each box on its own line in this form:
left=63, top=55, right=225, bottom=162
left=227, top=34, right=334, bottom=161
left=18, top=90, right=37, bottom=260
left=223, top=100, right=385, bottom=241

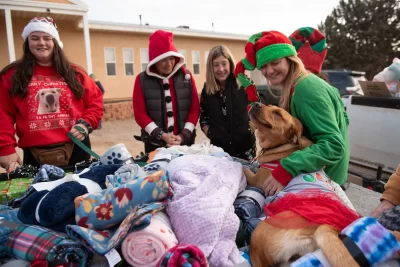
left=281, top=100, right=346, bottom=176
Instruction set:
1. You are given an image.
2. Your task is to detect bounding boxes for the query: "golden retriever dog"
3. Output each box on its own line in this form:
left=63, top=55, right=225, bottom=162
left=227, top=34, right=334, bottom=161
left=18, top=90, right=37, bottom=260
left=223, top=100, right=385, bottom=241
left=35, top=88, right=61, bottom=114
left=244, top=102, right=359, bottom=267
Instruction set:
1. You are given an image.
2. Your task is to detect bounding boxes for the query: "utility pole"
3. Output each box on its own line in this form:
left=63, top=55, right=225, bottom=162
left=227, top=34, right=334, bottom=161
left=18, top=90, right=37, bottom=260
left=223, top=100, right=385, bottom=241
left=139, top=15, right=142, bottom=25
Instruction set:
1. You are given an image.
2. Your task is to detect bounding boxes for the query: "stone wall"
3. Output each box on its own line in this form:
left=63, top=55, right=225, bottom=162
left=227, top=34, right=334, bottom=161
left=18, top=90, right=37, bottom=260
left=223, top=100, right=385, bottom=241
left=103, top=101, right=133, bottom=121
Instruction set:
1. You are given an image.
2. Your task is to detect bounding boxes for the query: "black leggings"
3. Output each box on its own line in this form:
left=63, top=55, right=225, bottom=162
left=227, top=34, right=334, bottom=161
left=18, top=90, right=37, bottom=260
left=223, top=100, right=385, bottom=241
left=23, top=138, right=92, bottom=167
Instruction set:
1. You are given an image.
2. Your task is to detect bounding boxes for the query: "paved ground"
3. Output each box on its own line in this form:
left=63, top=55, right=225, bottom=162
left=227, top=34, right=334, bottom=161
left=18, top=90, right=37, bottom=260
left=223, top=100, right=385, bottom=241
left=8, top=119, right=382, bottom=215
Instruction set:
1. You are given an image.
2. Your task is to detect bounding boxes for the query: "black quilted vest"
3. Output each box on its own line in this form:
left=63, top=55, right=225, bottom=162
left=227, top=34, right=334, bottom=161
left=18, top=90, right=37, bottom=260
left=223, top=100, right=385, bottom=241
left=140, top=69, right=192, bottom=132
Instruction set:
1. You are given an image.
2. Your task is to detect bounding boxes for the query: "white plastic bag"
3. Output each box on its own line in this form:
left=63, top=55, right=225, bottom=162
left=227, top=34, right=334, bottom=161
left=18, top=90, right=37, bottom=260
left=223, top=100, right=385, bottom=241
left=373, top=58, right=400, bottom=95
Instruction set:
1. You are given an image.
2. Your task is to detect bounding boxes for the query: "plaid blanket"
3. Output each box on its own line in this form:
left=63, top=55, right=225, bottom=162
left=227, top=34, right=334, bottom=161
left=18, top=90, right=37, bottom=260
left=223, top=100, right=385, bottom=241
left=5, top=225, right=91, bottom=267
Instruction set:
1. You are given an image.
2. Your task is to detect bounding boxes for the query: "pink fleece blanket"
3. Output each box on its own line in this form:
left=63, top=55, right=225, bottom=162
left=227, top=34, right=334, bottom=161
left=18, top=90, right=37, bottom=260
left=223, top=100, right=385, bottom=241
left=166, top=155, right=245, bottom=267
left=121, top=211, right=178, bottom=267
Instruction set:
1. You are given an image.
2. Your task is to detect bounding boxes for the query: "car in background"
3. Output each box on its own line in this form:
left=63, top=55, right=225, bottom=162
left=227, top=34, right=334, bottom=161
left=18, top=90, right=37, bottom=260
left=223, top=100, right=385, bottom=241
left=323, top=69, right=367, bottom=96
left=255, top=84, right=281, bottom=106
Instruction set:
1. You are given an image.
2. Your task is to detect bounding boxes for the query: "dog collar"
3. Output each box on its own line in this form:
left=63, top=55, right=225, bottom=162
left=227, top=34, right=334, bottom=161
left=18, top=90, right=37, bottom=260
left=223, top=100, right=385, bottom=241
left=340, top=234, right=370, bottom=267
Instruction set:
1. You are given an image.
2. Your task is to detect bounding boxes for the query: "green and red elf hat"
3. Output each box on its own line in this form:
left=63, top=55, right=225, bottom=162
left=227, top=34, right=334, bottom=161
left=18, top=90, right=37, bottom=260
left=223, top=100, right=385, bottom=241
left=234, top=31, right=297, bottom=109
left=289, top=27, right=328, bottom=74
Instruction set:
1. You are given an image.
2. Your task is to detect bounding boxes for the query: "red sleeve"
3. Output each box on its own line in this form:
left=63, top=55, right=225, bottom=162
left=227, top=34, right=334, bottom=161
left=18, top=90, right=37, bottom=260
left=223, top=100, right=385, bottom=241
left=80, top=71, right=104, bottom=129
left=185, top=72, right=200, bottom=128
left=0, top=71, right=17, bottom=156
left=272, top=164, right=293, bottom=186
left=132, top=74, right=155, bottom=129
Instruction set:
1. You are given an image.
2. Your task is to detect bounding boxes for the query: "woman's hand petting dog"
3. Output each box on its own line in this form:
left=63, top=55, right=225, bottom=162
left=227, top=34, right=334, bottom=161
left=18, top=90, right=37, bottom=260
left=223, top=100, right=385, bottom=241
left=370, top=199, right=395, bottom=217
left=70, top=124, right=88, bottom=141
left=263, top=175, right=285, bottom=196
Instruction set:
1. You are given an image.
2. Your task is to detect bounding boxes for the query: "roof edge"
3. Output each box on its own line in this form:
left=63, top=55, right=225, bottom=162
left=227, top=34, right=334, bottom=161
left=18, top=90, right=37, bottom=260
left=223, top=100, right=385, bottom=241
left=84, top=20, right=249, bottom=41
left=0, top=0, right=88, bottom=13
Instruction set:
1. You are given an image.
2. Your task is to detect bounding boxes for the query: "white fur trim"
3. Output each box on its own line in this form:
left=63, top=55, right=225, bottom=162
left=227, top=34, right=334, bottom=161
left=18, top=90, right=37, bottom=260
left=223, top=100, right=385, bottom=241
left=22, top=21, right=62, bottom=48
left=145, top=122, right=158, bottom=135
left=146, top=51, right=185, bottom=79
left=184, top=122, right=195, bottom=132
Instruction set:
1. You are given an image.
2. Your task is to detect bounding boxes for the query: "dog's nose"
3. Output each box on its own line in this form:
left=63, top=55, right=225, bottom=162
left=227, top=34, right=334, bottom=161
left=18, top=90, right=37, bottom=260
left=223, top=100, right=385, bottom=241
left=254, top=102, right=262, bottom=109
left=46, top=94, right=55, bottom=105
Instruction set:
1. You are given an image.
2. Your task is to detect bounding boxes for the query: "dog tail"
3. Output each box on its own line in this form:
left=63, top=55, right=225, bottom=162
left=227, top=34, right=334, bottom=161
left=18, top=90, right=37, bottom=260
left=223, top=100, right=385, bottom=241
left=314, top=225, right=359, bottom=267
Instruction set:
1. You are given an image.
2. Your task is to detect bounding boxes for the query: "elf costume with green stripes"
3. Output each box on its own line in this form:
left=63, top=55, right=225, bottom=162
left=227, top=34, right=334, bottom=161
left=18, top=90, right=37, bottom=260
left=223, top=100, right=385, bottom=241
left=234, top=30, right=350, bottom=186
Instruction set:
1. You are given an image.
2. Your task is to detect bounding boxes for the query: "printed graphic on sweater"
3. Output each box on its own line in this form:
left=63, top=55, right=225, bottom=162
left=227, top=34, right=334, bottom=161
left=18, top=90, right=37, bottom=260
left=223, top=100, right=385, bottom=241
left=27, top=75, right=75, bottom=131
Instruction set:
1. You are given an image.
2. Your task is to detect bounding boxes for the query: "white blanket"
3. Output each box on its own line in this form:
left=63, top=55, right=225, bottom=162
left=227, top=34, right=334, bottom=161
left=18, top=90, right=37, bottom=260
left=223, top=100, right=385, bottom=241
left=166, top=155, right=245, bottom=267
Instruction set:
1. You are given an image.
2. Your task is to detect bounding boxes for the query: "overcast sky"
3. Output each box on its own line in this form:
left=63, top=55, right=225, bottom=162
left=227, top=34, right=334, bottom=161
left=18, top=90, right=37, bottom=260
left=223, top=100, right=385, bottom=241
left=82, top=0, right=340, bottom=36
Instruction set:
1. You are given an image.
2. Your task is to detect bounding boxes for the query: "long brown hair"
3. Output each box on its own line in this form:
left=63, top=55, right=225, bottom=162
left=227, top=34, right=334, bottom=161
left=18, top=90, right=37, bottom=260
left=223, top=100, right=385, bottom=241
left=278, top=56, right=309, bottom=111
left=205, top=45, right=236, bottom=95
left=0, top=39, right=85, bottom=99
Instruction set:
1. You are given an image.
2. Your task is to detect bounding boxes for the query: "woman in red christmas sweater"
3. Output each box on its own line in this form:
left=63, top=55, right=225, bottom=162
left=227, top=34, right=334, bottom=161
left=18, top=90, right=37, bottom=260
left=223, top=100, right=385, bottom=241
left=133, top=30, right=200, bottom=153
left=0, top=17, right=103, bottom=172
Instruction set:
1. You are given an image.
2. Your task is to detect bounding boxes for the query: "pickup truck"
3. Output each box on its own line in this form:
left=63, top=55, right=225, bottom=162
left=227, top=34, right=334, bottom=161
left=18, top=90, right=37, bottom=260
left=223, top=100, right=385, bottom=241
left=342, top=95, right=400, bottom=192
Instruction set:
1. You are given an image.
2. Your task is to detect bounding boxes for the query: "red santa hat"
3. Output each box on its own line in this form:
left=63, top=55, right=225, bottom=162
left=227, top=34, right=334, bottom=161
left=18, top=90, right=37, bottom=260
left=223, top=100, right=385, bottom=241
left=146, top=30, right=185, bottom=78
left=22, top=17, right=63, bottom=48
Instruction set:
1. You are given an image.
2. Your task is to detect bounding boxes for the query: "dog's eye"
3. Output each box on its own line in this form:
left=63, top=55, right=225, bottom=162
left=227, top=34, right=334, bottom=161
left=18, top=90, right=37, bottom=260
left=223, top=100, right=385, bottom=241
left=274, top=111, right=282, bottom=117
left=41, top=93, right=44, bottom=95
left=52, top=91, right=56, bottom=94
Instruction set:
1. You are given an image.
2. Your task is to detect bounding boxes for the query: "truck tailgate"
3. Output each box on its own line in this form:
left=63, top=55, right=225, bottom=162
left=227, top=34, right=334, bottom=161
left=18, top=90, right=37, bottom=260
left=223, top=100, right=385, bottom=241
left=346, top=95, right=400, bottom=174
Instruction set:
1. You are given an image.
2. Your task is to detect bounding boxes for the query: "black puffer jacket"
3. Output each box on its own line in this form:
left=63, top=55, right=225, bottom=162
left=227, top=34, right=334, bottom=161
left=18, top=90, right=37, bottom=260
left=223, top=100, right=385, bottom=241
left=200, top=74, right=255, bottom=159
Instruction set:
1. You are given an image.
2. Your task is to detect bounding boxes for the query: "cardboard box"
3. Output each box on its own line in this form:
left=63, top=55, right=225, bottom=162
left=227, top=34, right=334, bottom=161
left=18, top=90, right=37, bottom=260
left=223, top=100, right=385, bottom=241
left=358, top=81, right=392, bottom=97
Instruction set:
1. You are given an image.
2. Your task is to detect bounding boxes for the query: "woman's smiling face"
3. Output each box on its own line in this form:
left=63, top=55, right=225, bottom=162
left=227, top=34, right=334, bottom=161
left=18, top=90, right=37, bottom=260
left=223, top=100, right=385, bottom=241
left=260, top=58, right=290, bottom=86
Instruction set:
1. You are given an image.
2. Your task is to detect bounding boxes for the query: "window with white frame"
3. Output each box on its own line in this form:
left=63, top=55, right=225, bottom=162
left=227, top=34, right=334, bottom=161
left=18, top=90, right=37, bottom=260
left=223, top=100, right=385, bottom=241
left=192, top=50, right=200, bottom=74
left=204, top=50, right=209, bottom=64
left=104, top=47, right=116, bottom=76
left=178, top=49, right=187, bottom=68
left=123, top=48, right=134, bottom=76
left=140, top=48, right=149, bottom=71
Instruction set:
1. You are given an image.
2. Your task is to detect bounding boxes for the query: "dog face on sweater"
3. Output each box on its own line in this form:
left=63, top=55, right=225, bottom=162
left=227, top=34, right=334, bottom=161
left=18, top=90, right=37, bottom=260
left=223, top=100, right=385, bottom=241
left=35, top=88, right=61, bottom=114
left=249, top=102, right=303, bottom=149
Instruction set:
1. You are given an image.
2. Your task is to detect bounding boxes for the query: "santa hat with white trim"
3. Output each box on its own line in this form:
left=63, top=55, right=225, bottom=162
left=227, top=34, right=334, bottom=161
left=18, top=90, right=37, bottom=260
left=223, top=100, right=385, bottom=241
left=22, top=17, right=63, bottom=48
left=146, top=30, right=185, bottom=79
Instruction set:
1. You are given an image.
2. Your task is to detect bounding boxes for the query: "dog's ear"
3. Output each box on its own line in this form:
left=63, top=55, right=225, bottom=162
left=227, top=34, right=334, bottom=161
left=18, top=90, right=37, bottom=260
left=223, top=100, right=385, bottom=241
left=35, top=91, right=40, bottom=101
left=290, top=117, right=303, bottom=147
left=249, top=121, right=257, bottom=133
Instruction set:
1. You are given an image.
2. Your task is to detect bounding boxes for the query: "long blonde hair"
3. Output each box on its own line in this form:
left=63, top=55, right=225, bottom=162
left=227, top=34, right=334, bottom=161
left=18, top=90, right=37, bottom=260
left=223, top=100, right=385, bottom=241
left=205, top=45, right=236, bottom=95
left=278, top=56, right=309, bottom=111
